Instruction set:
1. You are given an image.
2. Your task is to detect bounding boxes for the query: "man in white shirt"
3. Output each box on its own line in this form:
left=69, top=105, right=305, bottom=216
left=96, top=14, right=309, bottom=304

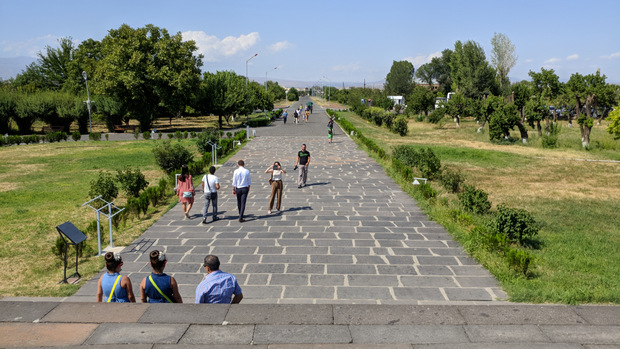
left=232, top=160, right=251, bottom=222
left=201, top=166, right=220, bottom=224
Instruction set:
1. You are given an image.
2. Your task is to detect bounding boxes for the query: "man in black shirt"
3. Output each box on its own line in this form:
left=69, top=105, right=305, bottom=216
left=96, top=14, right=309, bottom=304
left=295, top=144, right=310, bottom=188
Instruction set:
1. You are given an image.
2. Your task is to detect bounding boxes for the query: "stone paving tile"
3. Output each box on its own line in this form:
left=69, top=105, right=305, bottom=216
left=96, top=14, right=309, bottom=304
left=178, top=324, right=254, bottom=345
left=458, top=305, right=588, bottom=325
left=334, top=304, right=466, bottom=325
left=67, top=102, right=505, bottom=305
left=539, top=325, right=620, bottom=344
left=225, top=304, right=334, bottom=324
left=0, top=301, right=59, bottom=322
left=464, top=324, right=550, bottom=343
left=253, top=325, right=352, bottom=344
left=85, top=323, right=189, bottom=345
left=349, top=325, right=468, bottom=344
left=41, top=303, right=149, bottom=323
left=0, top=323, right=98, bottom=347
left=139, top=304, right=229, bottom=324
left=572, top=305, right=620, bottom=325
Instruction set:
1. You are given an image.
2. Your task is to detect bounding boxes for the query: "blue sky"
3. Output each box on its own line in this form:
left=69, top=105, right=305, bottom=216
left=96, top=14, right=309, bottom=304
left=1, top=0, right=619, bottom=85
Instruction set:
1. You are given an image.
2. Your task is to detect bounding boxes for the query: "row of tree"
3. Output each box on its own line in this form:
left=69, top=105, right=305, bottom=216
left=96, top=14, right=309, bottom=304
left=1, top=24, right=288, bottom=133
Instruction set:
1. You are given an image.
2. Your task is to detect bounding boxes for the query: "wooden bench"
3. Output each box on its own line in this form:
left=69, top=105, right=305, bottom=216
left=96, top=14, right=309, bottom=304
left=114, top=125, right=138, bottom=133
left=42, top=126, right=64, bottom=133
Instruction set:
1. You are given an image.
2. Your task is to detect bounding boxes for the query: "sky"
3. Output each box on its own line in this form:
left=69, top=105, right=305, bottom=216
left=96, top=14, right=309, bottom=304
left=1, top=0, right=619, bottom=86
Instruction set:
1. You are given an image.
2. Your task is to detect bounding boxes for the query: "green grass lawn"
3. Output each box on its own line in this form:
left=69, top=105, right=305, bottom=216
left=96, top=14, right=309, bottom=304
left=338, top=111, right=620, bottom=304
left=0, top=139, right=202, bottom=297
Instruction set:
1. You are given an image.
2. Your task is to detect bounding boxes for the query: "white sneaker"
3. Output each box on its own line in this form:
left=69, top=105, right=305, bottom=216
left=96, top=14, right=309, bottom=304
left=267, top=210, right=272, bottom=214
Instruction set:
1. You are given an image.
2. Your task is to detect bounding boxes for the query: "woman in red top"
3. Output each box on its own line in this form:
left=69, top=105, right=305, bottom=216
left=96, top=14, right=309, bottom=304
left=177, top=164, right=195, bottom=218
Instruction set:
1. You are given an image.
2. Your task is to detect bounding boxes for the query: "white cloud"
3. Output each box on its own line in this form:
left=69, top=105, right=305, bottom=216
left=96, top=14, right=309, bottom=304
left=0, top=34, right=61, bottom=57
left=332, top=62, right=361, bottom=73
left=403, top=51, right=441, bottom=67
left=524, top=59, right=534, bottom=63
left=566, top=54, right=579, bottom=61
left=182, top=31, right=260, bottom=62
left=544, top=57, right=561, bottom=64
left=269, top=41, right=294, bottom=52
left=601, top=52, right=620, bottom=59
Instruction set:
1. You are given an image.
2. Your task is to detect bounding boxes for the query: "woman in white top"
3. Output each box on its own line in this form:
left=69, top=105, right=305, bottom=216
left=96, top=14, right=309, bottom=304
left=265, top=161, right=286, bottom=214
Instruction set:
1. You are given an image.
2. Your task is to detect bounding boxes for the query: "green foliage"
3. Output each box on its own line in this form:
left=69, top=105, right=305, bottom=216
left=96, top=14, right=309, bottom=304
left=607, top=105, right=620, bottom=139
left=287, top=87, right=299, bottom=101
left=190, top=131, right=196, bottom=138
left=450, top=40, right=498, bottom=98
left=439, top=167, right=465, bottom=193
left=196, top=128, right=219, bottom=154
left=157, top=132, right=162, bottom=139
left=71, top=131, right=81, bottom=142
left=385, top=60, right=415, bottom=96
left=174, top=130, right=183, bottom=139
left=247, top=117, right=271, bottom=127
left=488, top=98, right=519, bottom=141
left=392, top=146, right=441, bottom=179
left=88, top=171, right=118, bottom=207
left=183, top=130, right=188, bottom=139
left=143, top=131, right=151, bottom=140
left=492, top=205, right=540, bottom=245
left=116, top=166, right=149, bottom=198
left=428, top=108, right=446, bottom=124
left=542, top=123, right=561, bottom=148
left=46, top=131, right=68, bottom=143
left=458, top=184, right=491, bottom=214
left=134, top=128, right=140, bottom=140
left=505, top=248, right=534, bottom=276
left=152, top=140, right=194, bottom=174
left=391, top=115, right=409, bottom=136
left=414, top=182, right=437, bottom=199
left=407, top=86, right=435, bottom=115
left=89, top=132, right=102, bottom=141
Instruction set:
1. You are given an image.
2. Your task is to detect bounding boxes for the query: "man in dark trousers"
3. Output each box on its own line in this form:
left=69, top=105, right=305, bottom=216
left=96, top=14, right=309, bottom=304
left=295, top=144, right=310, bottom=188
left=232, top=160, right=251, bottom=222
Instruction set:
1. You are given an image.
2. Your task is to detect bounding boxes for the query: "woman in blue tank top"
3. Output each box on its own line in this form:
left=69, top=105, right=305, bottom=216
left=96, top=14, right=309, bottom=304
left=140, top=250, right=183, bottom=303
left=96, top=252, right=135, bottom=303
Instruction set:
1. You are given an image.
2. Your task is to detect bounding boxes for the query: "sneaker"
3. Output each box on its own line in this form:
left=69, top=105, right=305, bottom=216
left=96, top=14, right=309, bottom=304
left=267, top=210, right=272, bottom=214
left=239, top=218, right=246, bottom=223
left=298, top=185, right=302, bottom=189
left=212, top=217, right=220, bottom=222
left=202, top=219, right=207, bottom=224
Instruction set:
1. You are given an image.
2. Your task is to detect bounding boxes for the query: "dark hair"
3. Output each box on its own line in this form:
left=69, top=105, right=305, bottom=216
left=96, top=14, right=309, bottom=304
left=237, top=160, right=245, bottom=167
left=104, top=252, right=122, bottom=271
left=209, top=166, right=216, bottom=175
left=149, top=250, right=167, bottom=272
left=180, top=164, right=189, bottom=182
left=274, top=161, right=281, bottom=167
left=203, top=254, right=220, bottom=271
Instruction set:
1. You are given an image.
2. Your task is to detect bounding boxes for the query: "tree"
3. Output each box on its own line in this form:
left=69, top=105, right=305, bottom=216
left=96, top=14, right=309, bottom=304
left=287, top=87, right=299, bottom=101
left=606, top=104, right=620, bottom=139
left=199, top=71, right=247, bottom=129
left=385, top=60, right=415, bottom=96
left=488, top=97, right=519, bottom=142
left=407, top=86, right=435, bottom=115
left=430, top=49, right=453, bottom=95
left=566, top=71, right=615, bottom=147
left=14, top=37, right=76, bottom=91
left=415, top=63, right=437, bottom=86
left=450, top=40, right=497, bottom=99
left=246, top=81, right=273, bottom=112
left=94, top=24, right=202, bottom=131
left=490, top=33, right=517, bottom=93
left=446, top=93, right=467, bottom=127
left=528, top=68, right=560, bottom=133
left=266, top=81, right=286, bottom=100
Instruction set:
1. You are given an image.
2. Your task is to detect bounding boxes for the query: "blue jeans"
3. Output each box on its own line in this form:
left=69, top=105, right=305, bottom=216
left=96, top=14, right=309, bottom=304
left=202, top=192, right=218, bottom=219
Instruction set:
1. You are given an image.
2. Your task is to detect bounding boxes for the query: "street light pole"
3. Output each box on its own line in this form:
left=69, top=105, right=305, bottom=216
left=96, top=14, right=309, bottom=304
left=245, top=53, right=258, bottom=125
left=82, top=71, right=92, bottom=133
left=265, top=66, right=278, bottom=93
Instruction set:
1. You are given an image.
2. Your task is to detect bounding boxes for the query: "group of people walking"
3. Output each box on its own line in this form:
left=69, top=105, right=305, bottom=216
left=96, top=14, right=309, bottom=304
left=96, top=251, right=242, bottom=304
left=176, top=144, right=311, bottom=222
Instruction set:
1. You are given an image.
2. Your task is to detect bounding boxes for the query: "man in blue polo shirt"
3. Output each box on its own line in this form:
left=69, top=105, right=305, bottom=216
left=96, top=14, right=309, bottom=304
left=195, top=255, right=243, bottom=304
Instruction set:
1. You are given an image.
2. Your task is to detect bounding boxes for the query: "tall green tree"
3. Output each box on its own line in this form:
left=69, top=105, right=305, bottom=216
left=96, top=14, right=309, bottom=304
left=450, top=40, right=497, bottom=99
left=566, top=71, right=615, bottom=147
left=429, top=49, right=453, bottom=95
left=528, top=68, right=560, bottom=133
left=415, top=63, right=437, bottom=86
left=446, top=93, right=467, bottom=127
left=14, top=37, right=76, bottom=90
left=385, top=60, right=415, bottom=96
left=490, top=33, right=517, bottom=94
left=406, top=85, right=435, bottom=116
left=94, top=24, right=202, bottom=131
left=199, top=70, right=247, bottom=129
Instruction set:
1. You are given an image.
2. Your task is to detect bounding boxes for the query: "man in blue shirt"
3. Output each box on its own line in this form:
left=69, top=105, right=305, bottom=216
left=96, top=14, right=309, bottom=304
left=195, top=255, right=243, bottom=304
left=232, top=159, right=251, bottom=222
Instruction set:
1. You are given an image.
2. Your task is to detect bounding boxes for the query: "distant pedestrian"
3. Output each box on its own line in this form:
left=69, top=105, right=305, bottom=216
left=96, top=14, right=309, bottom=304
left=195, top=255, right=243, bottom=304
left=305, top=109, right=310, bottom=123
left=294, top=109, right=299, bottom=124
left=96, top=252, right=136, bottom=303
left=176, top=164, right=195, bottom=219
left=283, top=110, right=288, bottom=124
left=294, top=144, right=310, bottom=188
left=328, top=118, right=334, bottom=144
left=139, top=250, right=183, bottom=303
left=232, top=159, right=251, bottom=222
left=265, top=161, right=287, bottom=214
left=201, top=166, right=220, bottom=223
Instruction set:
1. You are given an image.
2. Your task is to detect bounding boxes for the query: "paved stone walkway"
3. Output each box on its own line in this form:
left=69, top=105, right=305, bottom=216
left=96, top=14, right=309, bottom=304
left=62, top=96, right=506, bottom=304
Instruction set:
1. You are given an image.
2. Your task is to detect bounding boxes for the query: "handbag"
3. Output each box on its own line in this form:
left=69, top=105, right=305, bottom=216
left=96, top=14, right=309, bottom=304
left=182, top=191, right=193, bottom=198
left=268, top=173, right=273, bottom=185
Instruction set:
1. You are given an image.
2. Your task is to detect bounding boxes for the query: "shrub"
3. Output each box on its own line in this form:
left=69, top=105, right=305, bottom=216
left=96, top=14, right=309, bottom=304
left=506, top=248, right=534, bottom=276
left=415, top=114, right=425, bottom=122
left=542, top=123, right=561, bottom=149
left=196, top=128, right=219, bottom=154
left=492, top=205, right=540, bottom=245
left=105, top=134, right=109, bottom=141
left=226, top=132, right=233, bottom=138
left=414, top=182, right=437, bottom=200
left=46, top=131, right=68, bottom=143
left=116, top=166, right=149, bottom=198
left=152, top=140, right=193, bottom=174
left=158, top=132, right=162, bottom=139
left=234, top=130, right=247, bottom=141
left=174, top=130, right=183, bottom=139
left=391, top=115, right=409, bottom=136
left=143, top=131, right=151, bottom=140
left=71, top=131, right=81, bottom=142
left=459, top=184, right=491, bottom=214
left=21, top=135, right=39, bottom=144
left=392, top=157, right=413, bottom=182
left=427, top=108, right=446, bottom=124
left=183, top=130, right=188, bottom=139
left=167, top=133, right=174, bottom=139
left=439, top=167, right=465, bottom=193
left=6, top=135, right=22, bottom=145
left=134, top=128, right=140, bottom=140
left=88, top=171, right=118, bottom=207
left=247, top=118, right=271, bottom=127
left=89, top=132, right=102, bottom=141
left=190, top=131, right=197, bottom=139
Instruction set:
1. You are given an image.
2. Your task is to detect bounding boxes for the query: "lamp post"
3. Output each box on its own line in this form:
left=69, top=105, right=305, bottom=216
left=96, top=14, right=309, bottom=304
left=266, top=66, right=278, bottom=93
left=245, top=53, right=258, bottom=126
left=323, top=76, right=331, bottom=108
left=82, top=71, right=92, bottom=133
